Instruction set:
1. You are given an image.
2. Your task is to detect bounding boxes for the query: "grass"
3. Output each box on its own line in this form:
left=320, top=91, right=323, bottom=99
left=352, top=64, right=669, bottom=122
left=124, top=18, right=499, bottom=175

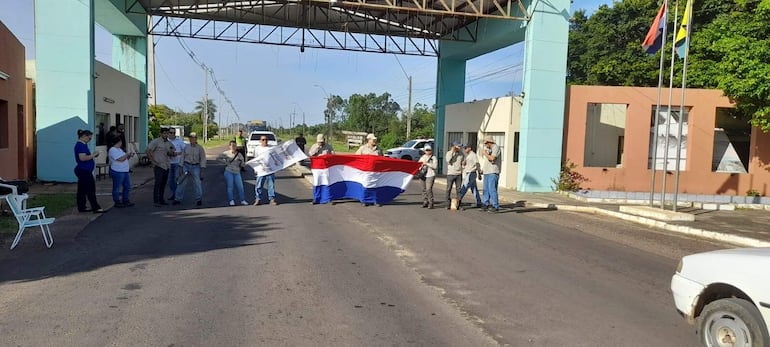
left=0, top=193, right=76, bottom=235
left=200, top=138, right=231, bottom=149
left=332, top=140, right=356, bottom=154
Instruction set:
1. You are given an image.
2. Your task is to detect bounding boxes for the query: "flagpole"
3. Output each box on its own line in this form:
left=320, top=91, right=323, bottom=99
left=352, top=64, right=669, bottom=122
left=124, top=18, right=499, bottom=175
left=673, top=0, right=693, bottom=212
left=661, top=0, right=680, bottom=209
left=649, top=0, right=669, bottom=207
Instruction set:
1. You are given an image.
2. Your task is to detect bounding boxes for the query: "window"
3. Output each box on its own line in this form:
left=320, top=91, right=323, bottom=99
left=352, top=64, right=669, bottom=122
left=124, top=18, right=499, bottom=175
left=712, top=108, right=749, bottom=173
left=0, top=100, right=8, bottom=148
left=584, top=103, right=627, bottom=167
left=95, top=112, right=109, bottom=146
left=466, top=132, right=478, bottom=152
left=513, top=132, right=520, bottom=163
left=649, top=106, right=689, bottom=170
left=447, top=132, right=463, bottom=150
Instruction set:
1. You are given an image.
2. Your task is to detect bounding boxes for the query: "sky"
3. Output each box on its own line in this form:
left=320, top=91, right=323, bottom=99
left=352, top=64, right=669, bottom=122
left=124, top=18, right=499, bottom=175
left=0, top=0, right=611, bottom=129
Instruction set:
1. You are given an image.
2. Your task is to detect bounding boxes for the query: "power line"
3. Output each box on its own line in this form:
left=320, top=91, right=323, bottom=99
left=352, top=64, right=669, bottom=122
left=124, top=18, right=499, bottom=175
left=171, top=28, right=242, bottom=123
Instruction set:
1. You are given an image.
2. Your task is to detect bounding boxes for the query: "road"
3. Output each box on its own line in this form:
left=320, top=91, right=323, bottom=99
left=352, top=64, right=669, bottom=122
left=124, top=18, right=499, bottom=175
left=0, top=160, right=723, bottom=346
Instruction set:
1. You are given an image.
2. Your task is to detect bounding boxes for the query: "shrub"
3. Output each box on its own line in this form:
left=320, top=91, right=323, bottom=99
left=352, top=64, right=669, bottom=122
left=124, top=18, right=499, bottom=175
left=551, top=159, right=588, bottom=192
left=746, top=189, right=761, bottom=197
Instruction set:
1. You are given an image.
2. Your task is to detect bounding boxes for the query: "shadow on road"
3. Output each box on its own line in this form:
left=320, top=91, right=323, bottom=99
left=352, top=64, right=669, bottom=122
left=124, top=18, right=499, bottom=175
left=0, top=211, right=278, bottom=284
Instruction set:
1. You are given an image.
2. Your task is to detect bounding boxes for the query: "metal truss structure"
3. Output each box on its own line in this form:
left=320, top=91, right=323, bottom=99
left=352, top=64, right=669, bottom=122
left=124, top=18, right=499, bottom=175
left=129, top=0, right=529, bottom=56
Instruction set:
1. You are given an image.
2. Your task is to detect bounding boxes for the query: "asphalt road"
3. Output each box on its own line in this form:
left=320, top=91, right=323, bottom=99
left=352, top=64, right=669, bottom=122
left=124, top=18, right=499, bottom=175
left=0, top=160, right=724, bottom=346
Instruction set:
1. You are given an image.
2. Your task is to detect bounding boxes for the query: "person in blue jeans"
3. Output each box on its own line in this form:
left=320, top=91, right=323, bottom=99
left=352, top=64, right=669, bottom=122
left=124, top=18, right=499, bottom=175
left=458, top=145, right=483, bottom=208
left=108, top=138, right=135, bottom=207
left=480, top=136, right=501, bottom=213
left=167, top=130, right=186, bottom=200
left=220, top=141, right=249, bottom=206
left=252, top=135, right=279, bottom=206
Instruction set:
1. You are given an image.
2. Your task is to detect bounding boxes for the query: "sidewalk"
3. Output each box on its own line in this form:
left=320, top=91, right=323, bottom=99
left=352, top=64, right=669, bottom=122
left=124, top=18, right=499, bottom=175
left=295, top=163, right=770, bottom=248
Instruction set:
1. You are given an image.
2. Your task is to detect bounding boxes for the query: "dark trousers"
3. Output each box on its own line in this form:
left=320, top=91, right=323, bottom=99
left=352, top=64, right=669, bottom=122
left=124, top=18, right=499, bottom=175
left=75, top=168, right=101, bottom=211
left=236, top=146, right=246, bottom=159
left=153, top=166, right=169, bottom=203
left=445, top=174, right=462, bottom=204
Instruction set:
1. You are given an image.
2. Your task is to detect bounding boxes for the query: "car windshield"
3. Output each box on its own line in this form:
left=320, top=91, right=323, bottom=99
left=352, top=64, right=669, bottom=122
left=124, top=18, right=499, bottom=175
left=250, top=134, right=276, bottom=141
left=402, top=140, right=417, bottom=148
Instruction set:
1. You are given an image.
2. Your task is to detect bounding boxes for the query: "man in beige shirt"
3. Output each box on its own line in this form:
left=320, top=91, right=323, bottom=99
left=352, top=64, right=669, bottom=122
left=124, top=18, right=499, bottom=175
left=355, top=133, right=383, bottom=156
left=147, top=127, right=175, bottom=206
left=173, top=132, right=207, bottom=206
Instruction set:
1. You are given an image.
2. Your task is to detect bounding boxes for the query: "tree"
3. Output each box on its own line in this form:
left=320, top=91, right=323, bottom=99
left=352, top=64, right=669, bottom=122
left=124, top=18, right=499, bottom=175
left=345, top=92, right=401, bottom=135
left=687, top=0, right=770, bottom=130
left=194, top=98, right=218, bottom=125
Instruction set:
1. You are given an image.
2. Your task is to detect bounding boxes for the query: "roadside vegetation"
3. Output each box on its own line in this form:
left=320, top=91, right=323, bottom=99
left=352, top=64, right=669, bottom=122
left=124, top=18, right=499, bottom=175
left=0, top=193, right=75, bottom=235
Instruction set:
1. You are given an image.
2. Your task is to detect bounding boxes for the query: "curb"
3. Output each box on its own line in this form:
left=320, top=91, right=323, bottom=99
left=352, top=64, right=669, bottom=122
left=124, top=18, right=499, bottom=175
left=529, top=203, right=770, bottom=248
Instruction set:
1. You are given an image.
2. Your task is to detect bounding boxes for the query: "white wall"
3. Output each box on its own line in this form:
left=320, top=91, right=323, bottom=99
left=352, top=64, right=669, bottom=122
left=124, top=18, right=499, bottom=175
left=445, top=96, right=522, bottom=189
left=94, top=60, right=140, bottom=165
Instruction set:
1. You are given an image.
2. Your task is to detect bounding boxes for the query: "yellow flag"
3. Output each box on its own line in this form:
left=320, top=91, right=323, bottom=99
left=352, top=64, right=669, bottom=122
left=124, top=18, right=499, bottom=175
left=674, top=0, right=693, bottom=58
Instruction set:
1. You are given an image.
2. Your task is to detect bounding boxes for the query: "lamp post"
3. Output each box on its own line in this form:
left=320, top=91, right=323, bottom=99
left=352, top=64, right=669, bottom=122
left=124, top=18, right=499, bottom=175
left=313, top=84, right=333, bottom=142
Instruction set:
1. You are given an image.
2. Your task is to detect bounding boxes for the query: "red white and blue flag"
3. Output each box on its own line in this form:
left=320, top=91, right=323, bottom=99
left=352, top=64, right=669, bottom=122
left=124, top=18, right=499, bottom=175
left=642, top=1, right=667, bottom=55
left=311, top=155, right=422, bottom=204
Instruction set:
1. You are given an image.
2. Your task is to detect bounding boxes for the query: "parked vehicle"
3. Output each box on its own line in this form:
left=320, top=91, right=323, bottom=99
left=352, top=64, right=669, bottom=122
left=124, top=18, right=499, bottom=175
left=385, top=139, right=434, bottom=161
left=246, top=131, right=278, bottom=159
left=671, top=247, right=770, bottom=346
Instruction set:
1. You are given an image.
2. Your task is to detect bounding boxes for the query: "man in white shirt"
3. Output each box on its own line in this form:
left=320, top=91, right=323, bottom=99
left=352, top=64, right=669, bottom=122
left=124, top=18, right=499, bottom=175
left=458, top=145, right=483, bottom=209
left=253, top=135, right=279, bottom=206
left=167, top=130, right=186, bottom=201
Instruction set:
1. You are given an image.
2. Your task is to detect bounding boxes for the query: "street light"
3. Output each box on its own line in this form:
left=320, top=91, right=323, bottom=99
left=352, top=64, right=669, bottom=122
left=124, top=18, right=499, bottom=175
left=313, top=84, right=333, bottom=142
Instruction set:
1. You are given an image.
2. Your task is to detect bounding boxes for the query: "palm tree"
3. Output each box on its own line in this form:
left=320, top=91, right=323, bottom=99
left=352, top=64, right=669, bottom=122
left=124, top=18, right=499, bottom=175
left=194, top=98, right=218, bottom=124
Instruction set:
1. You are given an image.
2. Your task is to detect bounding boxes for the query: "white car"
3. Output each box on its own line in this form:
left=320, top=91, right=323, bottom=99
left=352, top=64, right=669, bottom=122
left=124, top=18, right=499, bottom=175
left=385, top=139, right=434, bottom=161
left=671, top=247, right=770, bottom=346
left=246, top=131, right=278, bottom=159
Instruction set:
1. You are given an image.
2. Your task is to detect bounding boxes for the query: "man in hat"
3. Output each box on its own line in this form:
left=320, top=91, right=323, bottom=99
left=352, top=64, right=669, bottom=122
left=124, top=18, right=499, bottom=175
left=253, top=135, right=279, bottom=206
left=480, top=135, right=501, bottom=213
left=445, top=140, right=465, bottom=210
left=458, top=144, right=483, bottom=208
left=355, top=133, right=383, bottom=156
left=146, top=127, right=175, bottom=206
left=173, top=132, right=207, bottom=206
left=308, top=134, right=334, bottom=157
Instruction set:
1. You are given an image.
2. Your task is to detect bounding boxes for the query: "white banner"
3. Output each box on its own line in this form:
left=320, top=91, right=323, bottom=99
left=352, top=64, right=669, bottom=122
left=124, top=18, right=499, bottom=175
left=247, top=140, right=308, bottom=177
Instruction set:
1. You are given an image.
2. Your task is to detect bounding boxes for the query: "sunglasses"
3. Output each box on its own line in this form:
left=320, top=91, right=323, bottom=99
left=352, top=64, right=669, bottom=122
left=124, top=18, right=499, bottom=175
left=260, top=139, right=268, bottom=141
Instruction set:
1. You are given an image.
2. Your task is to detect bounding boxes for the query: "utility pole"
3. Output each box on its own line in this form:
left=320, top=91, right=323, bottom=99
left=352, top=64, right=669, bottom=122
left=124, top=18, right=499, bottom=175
left=203, top=66, right=208, bottom=143
left=406, top=75, right=412, bottom=139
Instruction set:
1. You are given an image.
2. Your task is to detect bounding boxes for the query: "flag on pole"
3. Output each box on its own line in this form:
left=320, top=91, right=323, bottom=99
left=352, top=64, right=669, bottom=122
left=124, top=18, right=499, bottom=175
left=642, top=1, right=668, bottom=55
left=674, top=0, right=693, bottom=58
left=311, top=155, right=421, bottom=204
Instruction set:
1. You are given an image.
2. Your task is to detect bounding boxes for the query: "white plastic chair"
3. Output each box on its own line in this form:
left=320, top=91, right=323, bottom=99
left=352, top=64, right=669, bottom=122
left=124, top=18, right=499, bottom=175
left=4, top=195, right=55, bottom=250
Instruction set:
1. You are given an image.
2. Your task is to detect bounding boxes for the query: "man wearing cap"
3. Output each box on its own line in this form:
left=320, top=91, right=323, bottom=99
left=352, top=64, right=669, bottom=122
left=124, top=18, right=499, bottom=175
left=458, top=144, right=483, bottom=208
left=173, top=132, right=207, bottom=206
left=445, top=141, right=465, bottom=210
left=167, top=129, right=186, bottom=201
left=308, top=134, right=335, bottom=157
left=146, top=127, right=175, bottom=206
left=253, top=135, right=279, bottom=206
left=418, top=145, right=437, bottom=208
left=480, top=135, right=501, bottom=212
left=355, top=133, right=383, bottom=156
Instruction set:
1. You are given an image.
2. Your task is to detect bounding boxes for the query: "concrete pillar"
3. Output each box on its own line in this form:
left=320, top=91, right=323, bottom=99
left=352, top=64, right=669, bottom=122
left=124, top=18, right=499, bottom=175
left=435, top=56, right=466, bottom=168
left=518, top=0, right=571, bottom=191
left=35, top=0, right=95, bottom=182
left=112, top=33, right=148, bottom=151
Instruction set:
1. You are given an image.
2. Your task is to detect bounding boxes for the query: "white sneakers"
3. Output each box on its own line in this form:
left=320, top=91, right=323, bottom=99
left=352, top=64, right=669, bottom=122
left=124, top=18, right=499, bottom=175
left=230, top=200, right=249, bottom=206
left=229, top=200, right=235, bottom=206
